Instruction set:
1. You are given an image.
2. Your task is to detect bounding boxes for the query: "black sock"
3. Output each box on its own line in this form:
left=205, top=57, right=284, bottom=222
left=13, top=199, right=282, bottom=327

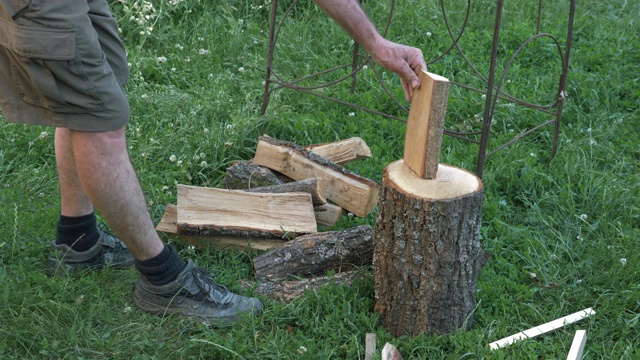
left=56, top=213, right=99, bottom=252
left=135, top=244, right=187, bottom=286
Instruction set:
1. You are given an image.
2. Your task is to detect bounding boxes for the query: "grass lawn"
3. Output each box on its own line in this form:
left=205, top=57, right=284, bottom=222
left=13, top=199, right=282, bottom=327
left=0, top=0, right=638, bottom=358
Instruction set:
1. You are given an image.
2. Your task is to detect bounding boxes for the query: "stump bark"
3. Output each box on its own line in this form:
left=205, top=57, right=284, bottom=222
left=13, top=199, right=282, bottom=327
left=373, top=160, right=487, bottom=337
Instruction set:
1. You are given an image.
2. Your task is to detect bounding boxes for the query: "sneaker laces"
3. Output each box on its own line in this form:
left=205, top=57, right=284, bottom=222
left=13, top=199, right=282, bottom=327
left=97, top=223, right=114, bottom=236
left=97, top=224, right=128, bottom=250
left=191, top=266, right=232, bottom=305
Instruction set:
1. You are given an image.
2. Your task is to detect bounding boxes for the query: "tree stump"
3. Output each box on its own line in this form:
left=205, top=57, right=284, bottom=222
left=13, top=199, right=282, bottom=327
left=373, top=160, right=487, bottom=337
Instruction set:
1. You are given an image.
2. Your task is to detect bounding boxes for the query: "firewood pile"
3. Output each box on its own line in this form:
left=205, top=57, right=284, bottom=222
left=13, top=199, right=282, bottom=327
left=156, top=135, right=378, bottom=302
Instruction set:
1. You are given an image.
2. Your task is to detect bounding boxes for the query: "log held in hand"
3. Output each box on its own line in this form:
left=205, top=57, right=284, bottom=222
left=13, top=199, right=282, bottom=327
left=373, top=160, right=488, bottom=337
left=403, top=70, right=450, bottom=179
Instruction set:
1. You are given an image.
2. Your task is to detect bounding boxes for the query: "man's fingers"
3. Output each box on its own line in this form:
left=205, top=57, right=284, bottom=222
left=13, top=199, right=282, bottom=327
left=401, top=79, right=412, bottom=102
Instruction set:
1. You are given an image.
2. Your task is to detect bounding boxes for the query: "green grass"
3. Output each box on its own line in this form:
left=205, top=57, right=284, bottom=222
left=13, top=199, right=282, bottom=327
left=1, top=0, right=638, bottom=358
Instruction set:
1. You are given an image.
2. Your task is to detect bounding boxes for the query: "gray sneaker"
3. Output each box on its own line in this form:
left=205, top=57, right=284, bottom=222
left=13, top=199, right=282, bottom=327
left=132, top=260, right=262, bottom=324
left=47, top=227, right=135, bottom=276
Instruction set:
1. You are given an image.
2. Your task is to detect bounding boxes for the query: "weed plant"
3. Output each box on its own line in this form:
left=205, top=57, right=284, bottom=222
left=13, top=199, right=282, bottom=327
left=0, top=0, right=638, bottom=358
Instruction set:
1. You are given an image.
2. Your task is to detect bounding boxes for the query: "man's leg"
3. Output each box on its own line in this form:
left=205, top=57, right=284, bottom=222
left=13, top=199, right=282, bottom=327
left=54, top=128, right=102, bottom=253
left=55, top=128, right=94, bottom=218
left=58, top=126, right=164, bottom=261
left=62, top=126, right=263, bottom=324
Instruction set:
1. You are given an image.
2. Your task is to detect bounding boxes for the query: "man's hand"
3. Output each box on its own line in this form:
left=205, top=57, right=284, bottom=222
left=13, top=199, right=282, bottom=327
left=369, top=39, right=426, bottom=102
left=313, top=0, right=427, bottom=102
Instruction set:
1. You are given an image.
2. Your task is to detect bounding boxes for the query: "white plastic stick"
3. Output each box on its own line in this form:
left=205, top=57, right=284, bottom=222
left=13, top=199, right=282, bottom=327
left=566, top=330, right=587, bottom=360
left=489, top=308, right=595, bottom=350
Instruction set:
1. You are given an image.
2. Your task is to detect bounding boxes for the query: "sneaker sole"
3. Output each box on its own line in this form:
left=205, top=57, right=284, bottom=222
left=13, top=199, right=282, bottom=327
left=132, top=289, right=254, bottom=325
left=47, top=257, right=134, bottom=277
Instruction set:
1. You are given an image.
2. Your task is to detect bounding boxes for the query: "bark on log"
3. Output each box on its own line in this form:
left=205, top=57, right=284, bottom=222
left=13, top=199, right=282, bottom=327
left=223, top=161, right=289, bottom=189
left=373, top=160, right=488, bottom=337
left=253, top=136, right=379, bottom=217
left=243, top=178, right=326, bottom=206
left=240, top=270, right=365, bottom=303
left=253, top=225, right=373, bottom=281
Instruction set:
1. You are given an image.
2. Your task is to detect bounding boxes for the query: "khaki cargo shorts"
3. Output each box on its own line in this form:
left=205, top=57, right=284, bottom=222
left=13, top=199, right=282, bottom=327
left=0, top=0, right=130, bottom=131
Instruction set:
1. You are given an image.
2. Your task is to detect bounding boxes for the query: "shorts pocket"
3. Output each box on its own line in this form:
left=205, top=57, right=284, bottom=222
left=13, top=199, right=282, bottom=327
left=2, top=18, right=106, bottom=113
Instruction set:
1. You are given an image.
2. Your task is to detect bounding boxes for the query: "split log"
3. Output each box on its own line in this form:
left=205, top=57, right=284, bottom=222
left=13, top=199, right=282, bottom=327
left=243, top=178, right=326, bottom=206
left=314, top=202, right=346, bottom=227
left=403, top=70, right=450, bottom=179
left=156, top=204, right=285, bottom=251
left=374, top=160, right=487, bottom=337
left=364, top=333, right=377, bottom=360
left=177, top=184, right=317, bottom=238
left=253, top=225, right=373, bottom=281
left=253, top=136, right=379, bottom=217
left=225, top=168, right=332, bottom=221
left=240, top=270, right=365, bottom=303
left=306, top=137, right=372, bottom=165
left=223, top=161, right=289, bottom=189
left=381, top=343, right=404, bottom=360
left=241, top=179, right=340, bottom=225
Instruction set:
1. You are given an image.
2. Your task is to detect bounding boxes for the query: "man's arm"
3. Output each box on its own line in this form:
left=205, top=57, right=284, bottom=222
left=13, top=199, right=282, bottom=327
left=313, top=0, right=427, bottom=102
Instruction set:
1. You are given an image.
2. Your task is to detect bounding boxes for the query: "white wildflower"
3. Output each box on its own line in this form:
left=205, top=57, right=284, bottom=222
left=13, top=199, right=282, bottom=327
left=620, top=258, right=627, bottom=266
left=169, top=154, right=177, bottom=162
left=156, top=56, right=167, bottom=63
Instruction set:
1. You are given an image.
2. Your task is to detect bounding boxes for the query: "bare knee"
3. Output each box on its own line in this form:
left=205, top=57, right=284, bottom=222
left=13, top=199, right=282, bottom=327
left=69, top=127, right=129, bottom=158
